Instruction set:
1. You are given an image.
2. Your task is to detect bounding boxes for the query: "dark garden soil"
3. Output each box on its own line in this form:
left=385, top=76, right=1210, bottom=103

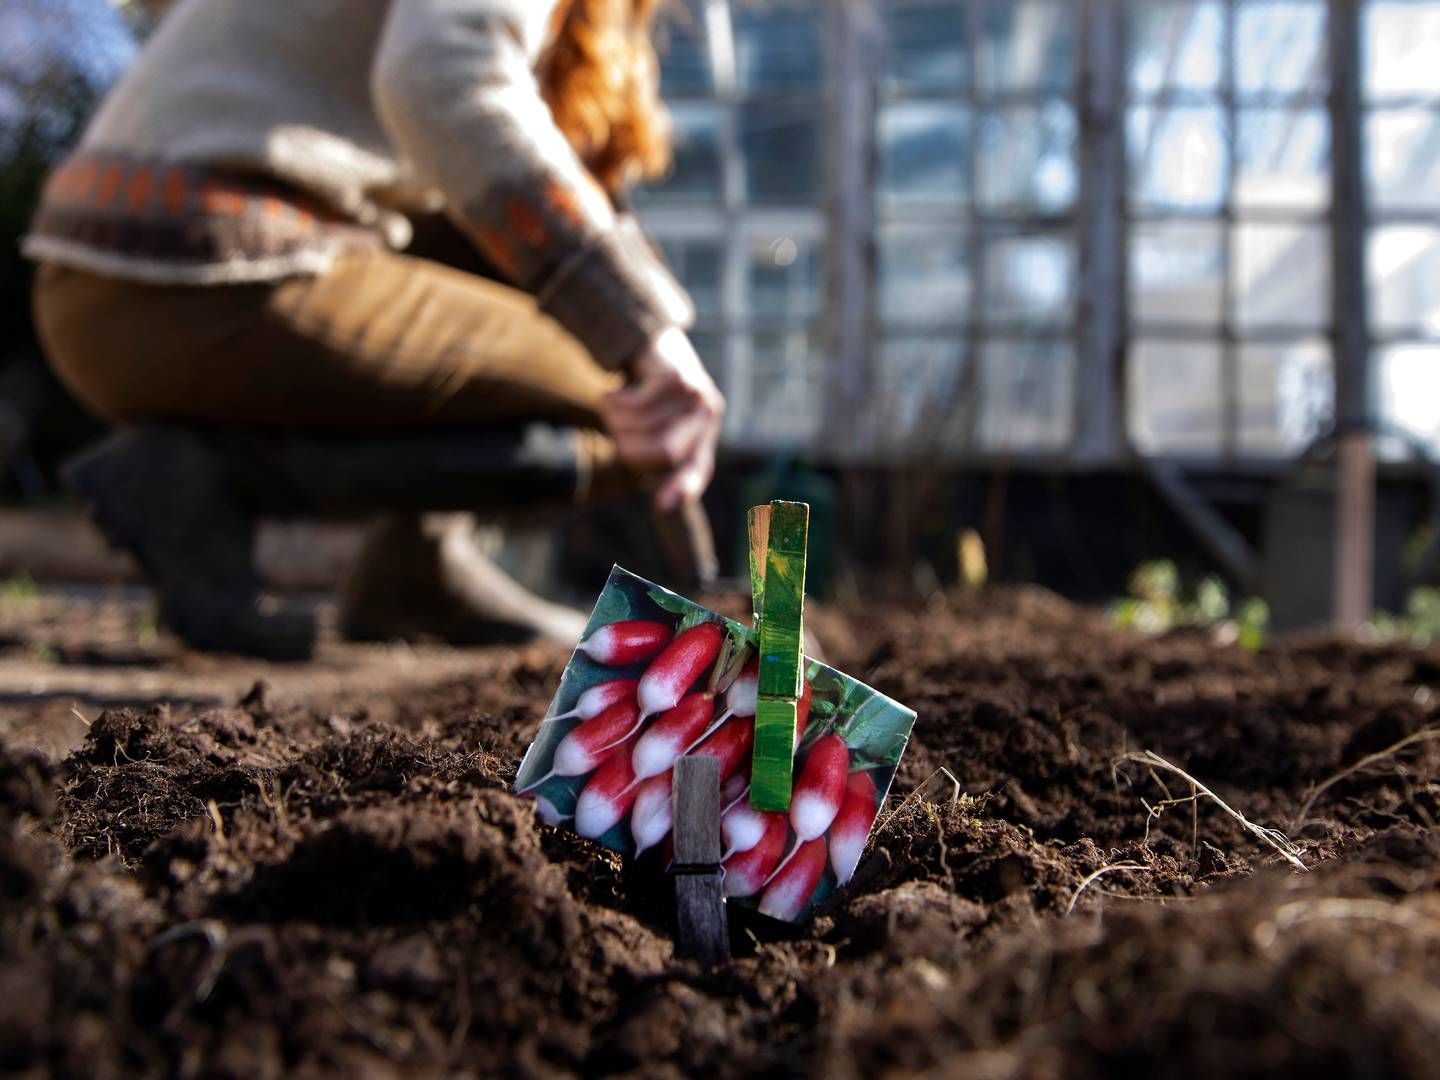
left=3, top=586, right=1440, bottom=1078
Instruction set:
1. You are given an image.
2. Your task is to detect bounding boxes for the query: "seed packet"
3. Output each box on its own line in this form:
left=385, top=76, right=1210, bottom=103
left=514, top=565, right=917, bottom=924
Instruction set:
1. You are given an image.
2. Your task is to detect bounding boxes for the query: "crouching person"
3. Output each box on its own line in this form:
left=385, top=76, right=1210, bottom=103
left=25, top=0, right=724, bottom=660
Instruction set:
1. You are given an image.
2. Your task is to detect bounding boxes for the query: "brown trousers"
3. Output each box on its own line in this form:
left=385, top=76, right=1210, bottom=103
left=32, top=224, right=630, bottom=499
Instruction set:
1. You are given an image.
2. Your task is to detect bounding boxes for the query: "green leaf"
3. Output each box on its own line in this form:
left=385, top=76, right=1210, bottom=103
left=807, top=665, right=848, bottom=702
left=845, top=752, right=882, bottom=772
left=1196, top=576, right=1230, bottom=622
left=729, top=627, right=756, bottom=659
left=587, top=578, right=635, bottom=631
left=837, top=687, right=914, bottom=769
left=677, top=608, right=714, bottom=634
left=647, top=587, right=692, bottom=618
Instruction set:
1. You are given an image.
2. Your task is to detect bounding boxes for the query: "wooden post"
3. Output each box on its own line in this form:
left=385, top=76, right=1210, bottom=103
left=1328, top=0, right=1374, bottom=631
left=824, top=0, right=880, bottom=461
left=1334, top=433, right=1375, bottom=629
left=1074, top=0, right=1128, bottom=466
left=672, top=755, right=729, bottom=966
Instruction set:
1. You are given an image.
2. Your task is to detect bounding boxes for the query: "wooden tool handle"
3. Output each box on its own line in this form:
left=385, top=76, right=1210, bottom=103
left=652, top=497, right=720, bottom=592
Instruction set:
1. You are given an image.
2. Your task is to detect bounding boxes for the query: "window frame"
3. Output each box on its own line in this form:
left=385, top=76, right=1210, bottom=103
left=637, top=0, right=1407, bottom=470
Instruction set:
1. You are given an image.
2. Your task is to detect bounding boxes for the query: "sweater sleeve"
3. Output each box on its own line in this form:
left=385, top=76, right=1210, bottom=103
left=371, top=0, right=693, bottom=370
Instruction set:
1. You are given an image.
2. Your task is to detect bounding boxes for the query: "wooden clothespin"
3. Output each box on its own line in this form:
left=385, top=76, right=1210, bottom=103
left=669, top=500, right=807, bottom=959
left=747, top=501, right=810, bottom=812
left=671, top=754, right=729, bottom=965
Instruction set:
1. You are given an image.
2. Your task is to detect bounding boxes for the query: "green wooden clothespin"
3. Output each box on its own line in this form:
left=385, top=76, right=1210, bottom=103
left=747, top=500, right=809, bottom=812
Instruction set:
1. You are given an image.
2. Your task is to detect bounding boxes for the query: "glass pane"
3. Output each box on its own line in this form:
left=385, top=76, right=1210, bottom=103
left=976, top=103, right=1078, bottom=213
left=657, top=16, right=712, bottom=96
left=1128, top=105, right=1228, bottom=210
left=1367, top=109, right=1440, bottom=212
left=637, top=106, right=722, bottom=204
left=734, top=5, right=822, bottom=92
left=1128, top=340, right=1225, bottom=454
left=1233, top=222, right=1329, bottom=329
left=878, top=103, right=972, bottom=207
left=1130, top=221, right=1225, bottom=326
left=1235, top=2, right=1327, bottom=97
left=1370, top=225, right=1440, bottom=336
left=978, top=1, right=1076, bottom=96
left=878, top=227, right=971, bottom=323
left=746, top=233, right=823, bottom=321
left=873, top=337, right=970, bottom=454
left=1365, top=2, right=1440, bottom=100
left=746, top=331, right=825, bottom=446
left=656, top=238, right=722, bottom=320
left=740, top=103, right=821, bottom=203
left=1237, top=340, right=1333, bottom=454
left=1380, top=345, right=1440, bottom=451
left=1127, top=1, right=1225, bottom=97
left=884, top=0, right=967, bottom=92
left=982, top=233, right=1073, bottom=324
left=977, top=340, right=1075, bottom=452
left=1235, top=108, right=1330, bottom=209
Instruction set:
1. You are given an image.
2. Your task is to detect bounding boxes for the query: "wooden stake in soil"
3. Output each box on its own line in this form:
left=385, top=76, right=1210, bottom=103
left=672, top=755, right=729, bottom=966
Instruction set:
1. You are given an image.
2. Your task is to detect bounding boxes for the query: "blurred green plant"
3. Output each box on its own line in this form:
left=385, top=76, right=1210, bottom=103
left=136, top=600, right=159, bottom=645
left=0, top=572, right=40, bottom=609
left=1368, top=587, right=1440, bottom=646
left=26, top=641, right=59, bottom=665
left=1109, top=559, right=1269, bottom=651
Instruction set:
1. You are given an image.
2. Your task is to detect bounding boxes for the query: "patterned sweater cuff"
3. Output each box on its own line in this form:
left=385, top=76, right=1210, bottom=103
left=535, top=216, right=696, bottom=371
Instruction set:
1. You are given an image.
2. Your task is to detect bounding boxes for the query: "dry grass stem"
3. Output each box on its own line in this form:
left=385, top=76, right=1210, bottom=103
left=1065, top=862, right=1151, bottom=916
left=1292, top=727, right=1440, bottom=826
left=1116, top=750, right=1308, bottom=872
left=875, top=766, right=961, bottom=838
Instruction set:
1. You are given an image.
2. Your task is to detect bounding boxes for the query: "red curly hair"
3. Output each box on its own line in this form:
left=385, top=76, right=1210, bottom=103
left=539, top=0, right=673, bottom=196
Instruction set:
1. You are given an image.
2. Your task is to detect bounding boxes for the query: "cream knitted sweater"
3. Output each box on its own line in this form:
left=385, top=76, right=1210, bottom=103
left=24, top=0, right=693, bottom=370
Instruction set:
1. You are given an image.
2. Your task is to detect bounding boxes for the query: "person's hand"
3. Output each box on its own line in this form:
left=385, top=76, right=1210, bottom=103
left=599, top=328, right=725, bottom=512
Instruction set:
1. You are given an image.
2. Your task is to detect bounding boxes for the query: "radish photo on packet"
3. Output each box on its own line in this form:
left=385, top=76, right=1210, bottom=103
left=514, top=566, right=917, bottom=925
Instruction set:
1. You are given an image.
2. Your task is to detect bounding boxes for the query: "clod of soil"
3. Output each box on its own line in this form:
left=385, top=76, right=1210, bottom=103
left=2, top=587, right=1440, bottom=1076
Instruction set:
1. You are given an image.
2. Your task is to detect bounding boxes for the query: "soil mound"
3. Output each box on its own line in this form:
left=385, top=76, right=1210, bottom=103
left=3, top=588, right=1439, bottom=1076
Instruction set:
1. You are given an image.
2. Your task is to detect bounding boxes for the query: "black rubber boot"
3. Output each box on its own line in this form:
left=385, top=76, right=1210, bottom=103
left=63, top=427, right=316, bottom=660
left=212, top=424, right=594, bottom=647
left=65, top=423, right=596, bottom=658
